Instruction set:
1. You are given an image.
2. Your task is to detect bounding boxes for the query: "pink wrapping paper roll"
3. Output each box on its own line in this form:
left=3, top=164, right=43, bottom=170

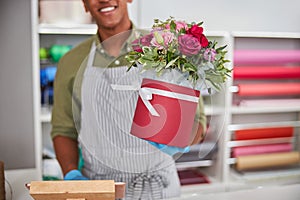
left=234, top=66, right=300, bottom=79
left=234, top=50, right=300, bottom=65
left=237, top=83, right=300, bottom=96
left=232, top=143, right=293, bottom=157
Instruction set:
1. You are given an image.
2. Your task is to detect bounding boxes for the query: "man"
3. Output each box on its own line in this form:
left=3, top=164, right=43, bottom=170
left=51, top=0, right=206, bottom=199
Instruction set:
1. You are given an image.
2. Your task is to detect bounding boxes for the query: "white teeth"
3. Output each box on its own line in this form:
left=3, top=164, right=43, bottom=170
left=100, top=6, right=115, bottom=12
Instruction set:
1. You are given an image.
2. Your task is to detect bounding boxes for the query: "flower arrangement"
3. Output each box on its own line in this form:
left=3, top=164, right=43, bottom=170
left=126, top=17, right=231, bottom=92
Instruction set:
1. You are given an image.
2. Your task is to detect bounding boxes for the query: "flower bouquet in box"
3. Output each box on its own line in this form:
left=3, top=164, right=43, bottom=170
left=125, top=17, right=231, bottom=147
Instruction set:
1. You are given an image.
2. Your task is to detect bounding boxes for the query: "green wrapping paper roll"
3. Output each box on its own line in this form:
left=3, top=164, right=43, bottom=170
left=0, top=161, right=4, bottom=200
left=236, top=151, right=300, bottom=171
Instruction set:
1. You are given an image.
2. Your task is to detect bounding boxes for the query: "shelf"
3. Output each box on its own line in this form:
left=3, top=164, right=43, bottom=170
left=205, top=31, right=229, bottom=38
left=204, top=105, right=225, bottom=116
left=40, top=59, right=56, bottom=66
left=227, top=137, right=294, bottom=148
left=230, top=167, right=300, bottom=183
left=39, top=23, right=97, bottom=35
left=39, top=24, right=230, bottom=38
left=176, top=160, right=214, bottom=170
left=40, top=106, right=52, bottom=123
left=231, top=105, right=300, bottom=114
left=228, top=121, right=300, bottom=131
left=231, top=31, right=300, bottom=39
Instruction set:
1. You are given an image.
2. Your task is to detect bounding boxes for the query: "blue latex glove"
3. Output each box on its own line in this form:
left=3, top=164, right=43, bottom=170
left=148, top=141, right=190, bottom=156
left=64, top=169, right=89, bottom=180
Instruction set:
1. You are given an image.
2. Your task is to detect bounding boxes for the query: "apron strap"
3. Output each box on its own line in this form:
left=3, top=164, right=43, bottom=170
left=86, top=41, right=97, bottom=69
left=127, top=173, right=168, bottom=200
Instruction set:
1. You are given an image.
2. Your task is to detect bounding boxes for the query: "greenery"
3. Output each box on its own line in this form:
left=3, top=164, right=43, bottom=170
left=126, top=17, right=231, bottom=92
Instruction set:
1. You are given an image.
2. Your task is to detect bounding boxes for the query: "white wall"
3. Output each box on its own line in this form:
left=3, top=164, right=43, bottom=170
left=1, top=0, right=41, bottom=199
left=134, top=0, right=300, bottom=32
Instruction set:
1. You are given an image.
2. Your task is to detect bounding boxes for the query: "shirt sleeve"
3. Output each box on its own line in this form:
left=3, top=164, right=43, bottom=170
left=50, top=37, right=94, bottom=140
left=50, top=55, right=79, bottom=140
left=195, top=95, right=207, bottom=134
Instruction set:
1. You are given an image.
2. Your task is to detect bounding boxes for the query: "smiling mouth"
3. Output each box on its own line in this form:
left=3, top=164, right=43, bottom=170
left=99, top=6, right=117, bottom=12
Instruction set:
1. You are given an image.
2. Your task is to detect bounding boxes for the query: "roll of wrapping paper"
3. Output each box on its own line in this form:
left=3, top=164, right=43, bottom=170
left=238, top=98, right=300, bottom=107
left=0, top=161, right=4, bottom=200
left=234, top=66, right=300, bottom=79
left=236, top=151, right=300, bottom=171
left=237, top=83, right=300, bottom=96
left=234, top=50, right=300, bottom=65
left=232, top=143, right=293, bottom=157
left=235, top=127, right=293, bottom=140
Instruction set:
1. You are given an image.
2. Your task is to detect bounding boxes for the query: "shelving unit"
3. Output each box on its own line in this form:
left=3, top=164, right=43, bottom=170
left=38, top=23, right=96, bottom=181
left=223, top=32, right=300, bottom=184
left=39, top=23, right=96, bottom=124
left=39, top=23, right=97, bottom=35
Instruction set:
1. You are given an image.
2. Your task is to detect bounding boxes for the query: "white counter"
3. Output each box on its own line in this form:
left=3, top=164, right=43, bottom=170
left=172, top=183, right=300, bottom=200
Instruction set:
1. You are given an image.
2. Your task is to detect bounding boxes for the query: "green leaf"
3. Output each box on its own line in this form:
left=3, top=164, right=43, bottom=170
left=165, top=56, right=179, bottom=68
left=197, top=22, right=204, bottom=26
left=142, top=46, right=152, bottom=54
left=170, top=20, right=176, bottom=32
left=153, top=31, right=164, bottom=45
left=183, top=62, right=197, bottom=72
left=216, top=45, right=227, bottom=52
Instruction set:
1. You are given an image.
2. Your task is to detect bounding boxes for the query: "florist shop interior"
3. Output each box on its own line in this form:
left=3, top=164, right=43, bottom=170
left=1, top=0, right=300, bottom=199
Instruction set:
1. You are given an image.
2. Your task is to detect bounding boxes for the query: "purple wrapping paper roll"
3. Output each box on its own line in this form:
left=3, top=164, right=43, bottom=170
left=232, top=143, right=293, bottom=157
left=234, top=50, right=300, bottom=65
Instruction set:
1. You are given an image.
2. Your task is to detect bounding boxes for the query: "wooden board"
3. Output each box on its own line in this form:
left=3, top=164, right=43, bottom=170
left=29, top=180, right=125, bottom=200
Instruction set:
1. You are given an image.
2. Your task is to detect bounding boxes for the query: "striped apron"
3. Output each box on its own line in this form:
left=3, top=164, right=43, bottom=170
left=78, top=42, right=181, bottom=199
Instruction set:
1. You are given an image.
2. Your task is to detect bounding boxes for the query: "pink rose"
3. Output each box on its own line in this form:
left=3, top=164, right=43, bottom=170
left=132, top=33, right=153, bottom=52
left=166, top=21, right=188, bottom=32
left=131, top=39, right=143, bottom=52
left=151, top=31, right=175, bottom=49
left=175, top=21, right=188, bottom=32
left=151, top=27, right=163, bottom=32
left=204, top=48, right=217, bottom=61
left=178, top=34, right=201, bottom=56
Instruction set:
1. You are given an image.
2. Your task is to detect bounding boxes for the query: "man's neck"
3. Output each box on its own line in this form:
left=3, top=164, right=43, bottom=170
left=97, top=21, right=132, bottom=57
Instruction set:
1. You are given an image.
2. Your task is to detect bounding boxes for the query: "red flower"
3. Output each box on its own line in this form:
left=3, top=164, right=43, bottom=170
left=187, top=24, right=208, bottom=47
left=199, top=34, right=208, bottom=47
left=188, top=25, right=203, bottom=38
